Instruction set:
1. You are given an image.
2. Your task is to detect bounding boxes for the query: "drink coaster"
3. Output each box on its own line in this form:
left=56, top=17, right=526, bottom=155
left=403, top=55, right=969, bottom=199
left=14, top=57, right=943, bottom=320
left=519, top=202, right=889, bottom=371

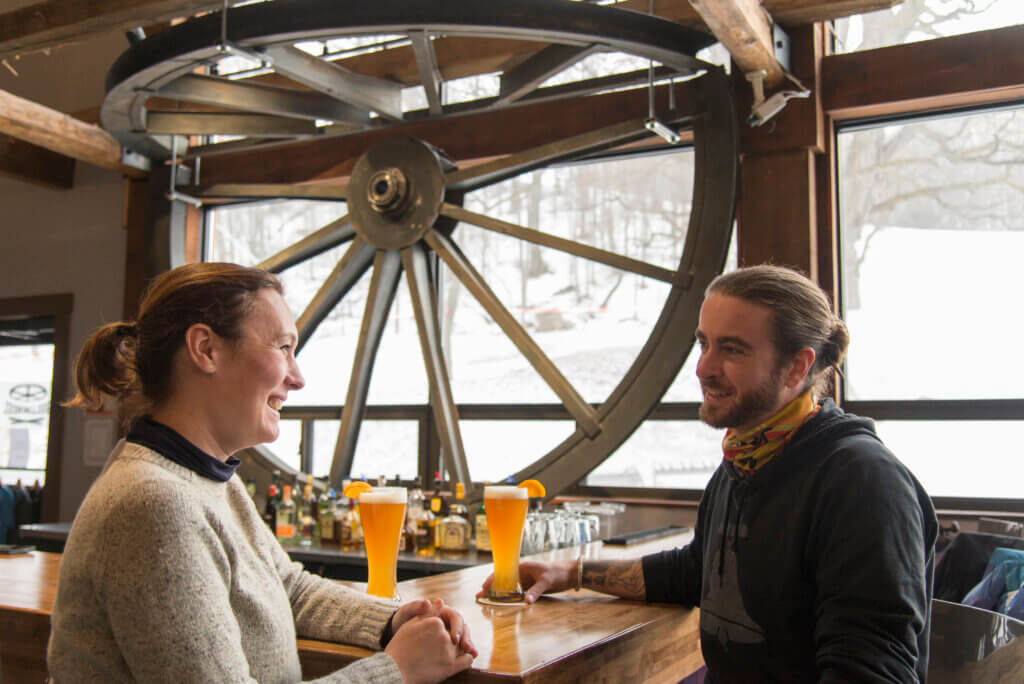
left=476, top=596, right=528, bottom=607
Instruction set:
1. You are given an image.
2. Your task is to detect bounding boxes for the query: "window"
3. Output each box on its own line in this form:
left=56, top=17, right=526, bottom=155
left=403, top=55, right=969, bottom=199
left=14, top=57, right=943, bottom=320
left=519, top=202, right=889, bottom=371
left=0, top=317, right=55, bottom=485
left=836, top=104, right=1024, bottom=501
left=833, top=0, right=1022, bottom=54
left=205, top=145, right=721, bottom=487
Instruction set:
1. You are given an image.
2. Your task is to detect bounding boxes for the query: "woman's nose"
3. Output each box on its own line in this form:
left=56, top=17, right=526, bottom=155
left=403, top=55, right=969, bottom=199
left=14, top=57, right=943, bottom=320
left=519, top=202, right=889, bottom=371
left=288, top=358, right=305, bottom=390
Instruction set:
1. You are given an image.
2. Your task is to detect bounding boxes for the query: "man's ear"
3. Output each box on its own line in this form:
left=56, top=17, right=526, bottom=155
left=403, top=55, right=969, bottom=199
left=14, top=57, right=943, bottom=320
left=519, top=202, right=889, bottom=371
left=784, top=347, right=816, bottom=389
left=182, top=324, right=220, bottom=374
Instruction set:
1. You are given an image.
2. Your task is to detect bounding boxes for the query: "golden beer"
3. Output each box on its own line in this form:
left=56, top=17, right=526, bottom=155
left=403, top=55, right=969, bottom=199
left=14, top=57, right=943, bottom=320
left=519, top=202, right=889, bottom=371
left=484, top=486, right=529, bottom=602
left=358, top=487, right=407, bottom=599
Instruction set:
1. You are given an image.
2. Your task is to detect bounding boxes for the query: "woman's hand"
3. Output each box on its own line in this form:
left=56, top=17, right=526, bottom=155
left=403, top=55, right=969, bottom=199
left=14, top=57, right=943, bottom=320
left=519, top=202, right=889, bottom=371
left=385, top=613, right=474, bottom=684
left=476, top=559, right=576, bottom=604
left=391, top=598, right=477, bottom=657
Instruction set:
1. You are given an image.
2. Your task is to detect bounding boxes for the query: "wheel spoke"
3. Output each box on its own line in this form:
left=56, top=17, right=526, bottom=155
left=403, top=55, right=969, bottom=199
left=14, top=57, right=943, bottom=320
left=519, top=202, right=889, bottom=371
left=329, top=249, right=403, bottom=486
left=186, top=183, right=347, bottom=201
left=440, top=203, right=675, bottom=283
left=261, top=45, right=404, bottom=122
left=257, top=215, right=355, bottom=273
left=401, top=243, right=471, bottom=487
left=294, top=238, right=375, bottom=351
left=156, top=73, right=372, bottom=125
left=424, top=230, right=601, bottom=439
left=408, top=30, right=443, bottom=115
left=444, top=116, right=681, bottom=193
left=495, top=43, right=600, bottom=106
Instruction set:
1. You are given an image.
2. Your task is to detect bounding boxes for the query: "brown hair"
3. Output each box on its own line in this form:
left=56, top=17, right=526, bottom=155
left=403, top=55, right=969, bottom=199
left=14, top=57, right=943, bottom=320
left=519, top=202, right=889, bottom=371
left=66, top=262, right=282, bottom=414
left=706, top=264, right=849, bottom=395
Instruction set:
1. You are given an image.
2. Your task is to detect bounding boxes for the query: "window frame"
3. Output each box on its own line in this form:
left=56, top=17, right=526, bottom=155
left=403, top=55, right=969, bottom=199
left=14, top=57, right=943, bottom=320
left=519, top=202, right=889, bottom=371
left=0, top=294, right=73, bottom=522
left=834, top=100, right=1024, bottom=513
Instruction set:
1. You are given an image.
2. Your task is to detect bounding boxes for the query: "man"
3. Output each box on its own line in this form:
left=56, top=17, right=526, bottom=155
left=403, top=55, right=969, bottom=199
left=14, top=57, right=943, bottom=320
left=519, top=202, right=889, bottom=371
left=481, top=264, right=937, bottom=683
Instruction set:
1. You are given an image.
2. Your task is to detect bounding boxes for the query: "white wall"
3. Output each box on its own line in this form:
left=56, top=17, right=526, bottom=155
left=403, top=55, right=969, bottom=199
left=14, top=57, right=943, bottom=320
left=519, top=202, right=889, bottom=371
left=0, top=31, right=131, bottom=519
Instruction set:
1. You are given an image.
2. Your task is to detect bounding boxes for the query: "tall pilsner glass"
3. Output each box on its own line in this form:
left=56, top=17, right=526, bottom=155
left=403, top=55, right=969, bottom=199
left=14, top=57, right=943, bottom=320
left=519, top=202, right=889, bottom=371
left=484, top=486, right=529, bottom=602
left=358, top=487, right=407, bottom=600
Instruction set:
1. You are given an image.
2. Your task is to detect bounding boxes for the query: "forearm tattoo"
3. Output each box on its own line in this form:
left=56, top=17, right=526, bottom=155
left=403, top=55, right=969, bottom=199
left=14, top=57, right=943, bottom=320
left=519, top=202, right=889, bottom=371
left=582, top=560, right=646, bottom=600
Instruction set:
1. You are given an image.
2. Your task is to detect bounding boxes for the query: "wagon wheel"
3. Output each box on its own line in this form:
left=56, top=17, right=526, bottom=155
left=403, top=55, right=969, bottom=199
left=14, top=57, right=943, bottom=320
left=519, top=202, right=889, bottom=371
left=102, top=0, right=738, bottom=500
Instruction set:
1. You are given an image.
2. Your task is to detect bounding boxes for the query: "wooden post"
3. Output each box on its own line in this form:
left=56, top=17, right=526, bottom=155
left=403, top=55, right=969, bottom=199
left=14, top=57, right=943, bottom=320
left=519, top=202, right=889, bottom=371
left=735, top=23, right=831, bottom=288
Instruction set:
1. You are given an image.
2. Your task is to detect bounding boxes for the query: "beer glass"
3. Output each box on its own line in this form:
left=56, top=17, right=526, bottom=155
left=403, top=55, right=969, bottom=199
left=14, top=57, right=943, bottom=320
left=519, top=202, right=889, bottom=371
left=484, top=485, right=529, bottom=602
left=358, top=487, right=407, bottom=600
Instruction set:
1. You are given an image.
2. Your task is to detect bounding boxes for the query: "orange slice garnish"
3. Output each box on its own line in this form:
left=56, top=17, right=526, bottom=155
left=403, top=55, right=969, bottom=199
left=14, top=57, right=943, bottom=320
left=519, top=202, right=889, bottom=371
left=343, top=481, right=373, bottom=499
left=517, top=479, right=546, bottom=498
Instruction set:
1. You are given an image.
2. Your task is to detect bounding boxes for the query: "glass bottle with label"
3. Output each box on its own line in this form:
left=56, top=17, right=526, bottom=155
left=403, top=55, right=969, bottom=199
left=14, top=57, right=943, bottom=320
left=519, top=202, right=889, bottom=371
left=405, top=479, right=425, bottom=552
left=264, top=484, right=278, bottom=532
left=319, top=488, right=337, bottom=547
left=299, top=481, right=317, bottom=546
left=276, top=485, right=297, bottom=541
left=439, top=483, right=471, bottom=552
left=474, top=495, right=491, bottom=553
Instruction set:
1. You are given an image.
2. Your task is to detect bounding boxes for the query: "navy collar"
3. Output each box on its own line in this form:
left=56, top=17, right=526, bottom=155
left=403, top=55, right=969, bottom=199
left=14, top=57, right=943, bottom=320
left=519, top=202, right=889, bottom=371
left=127, top=416, right=240, bottom=483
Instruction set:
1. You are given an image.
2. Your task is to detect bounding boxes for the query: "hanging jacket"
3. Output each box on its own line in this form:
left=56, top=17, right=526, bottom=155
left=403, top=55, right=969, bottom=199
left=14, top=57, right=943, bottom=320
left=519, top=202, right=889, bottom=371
left=642, top=399, right=938, bottom=683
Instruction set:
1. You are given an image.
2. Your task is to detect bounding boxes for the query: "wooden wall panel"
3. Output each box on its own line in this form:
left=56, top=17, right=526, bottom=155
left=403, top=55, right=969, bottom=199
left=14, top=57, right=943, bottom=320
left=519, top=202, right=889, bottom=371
left=823, top=24, right=1024, bottom=121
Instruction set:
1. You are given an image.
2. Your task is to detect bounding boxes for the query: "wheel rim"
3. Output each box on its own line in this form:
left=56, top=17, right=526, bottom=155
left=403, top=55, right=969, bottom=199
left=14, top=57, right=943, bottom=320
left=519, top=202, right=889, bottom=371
left=103, top=0, right=738, bottom=499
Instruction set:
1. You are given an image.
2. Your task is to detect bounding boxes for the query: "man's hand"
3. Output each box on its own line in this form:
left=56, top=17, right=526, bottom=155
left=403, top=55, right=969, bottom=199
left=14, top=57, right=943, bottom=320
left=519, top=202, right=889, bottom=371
left=391, top=598, right=477, bottom=657
left=476, top=560, right=576, bottom=604
left=385, top=614, right=474, bottom=684
left=476, top=559, right=646, bottom=602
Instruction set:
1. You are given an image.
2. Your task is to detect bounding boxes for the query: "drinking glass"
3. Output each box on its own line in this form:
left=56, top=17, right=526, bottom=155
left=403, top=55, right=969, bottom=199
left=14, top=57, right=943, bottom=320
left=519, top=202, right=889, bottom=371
left=484, top=485, right=529, bottom=602
left=357, top=487, right=407, bottom=600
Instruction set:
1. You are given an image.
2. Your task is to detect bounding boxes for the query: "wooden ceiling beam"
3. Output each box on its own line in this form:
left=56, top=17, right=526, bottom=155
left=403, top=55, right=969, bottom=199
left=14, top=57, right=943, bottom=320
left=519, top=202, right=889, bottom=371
left=688, top=0, right=785, bottom=87
left=0, top=0, right=224, bottom=59
left=823, top=23, right=1024, bottom=120
left=0, top=87, right=141, bottom=176
left=196, top=83, right=695, bottom=185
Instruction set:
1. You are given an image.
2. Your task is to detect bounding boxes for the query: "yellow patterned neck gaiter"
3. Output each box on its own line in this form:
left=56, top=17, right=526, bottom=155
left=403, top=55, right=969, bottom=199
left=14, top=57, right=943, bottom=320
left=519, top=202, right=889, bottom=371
left=722, top=390, right=819, bottom=479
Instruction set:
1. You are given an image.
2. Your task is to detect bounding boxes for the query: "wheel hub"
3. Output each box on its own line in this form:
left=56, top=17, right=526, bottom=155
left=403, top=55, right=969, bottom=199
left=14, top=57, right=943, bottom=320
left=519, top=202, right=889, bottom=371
left=348, top=138, right=446, bottom=250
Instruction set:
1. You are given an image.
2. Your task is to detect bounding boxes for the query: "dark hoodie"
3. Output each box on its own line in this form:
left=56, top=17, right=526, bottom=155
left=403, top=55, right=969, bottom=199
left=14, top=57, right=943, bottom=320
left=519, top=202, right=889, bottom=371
left=642, top=399, right=937, bottom=683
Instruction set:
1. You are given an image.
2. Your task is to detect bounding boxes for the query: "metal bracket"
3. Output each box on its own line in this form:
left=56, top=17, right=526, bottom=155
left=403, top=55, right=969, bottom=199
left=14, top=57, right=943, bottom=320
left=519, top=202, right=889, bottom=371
left=772, top=22, right=791, bottom=73
left=121, top=147, right=151, bottom=172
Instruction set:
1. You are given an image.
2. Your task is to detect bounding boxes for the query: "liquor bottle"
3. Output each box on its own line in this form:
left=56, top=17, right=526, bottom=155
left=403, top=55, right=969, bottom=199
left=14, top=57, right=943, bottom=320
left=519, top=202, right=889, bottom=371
left=345, top=497, right=363, bottom=548
left=336, top=479, right=352, bottom=547
left=439, top=482, right=471, bottom=552
left=474, top=495, right=491, bottom=553
left=272, top=470, right=283, bottom=504
left=430, top=493, right=445, bottom=549
left=264, top=484, right=278, bottom=532
left=276, top=485, right=297, bottom=541
left=299, top=481, right=317, bottom=546
left=319, top=488, right=338, bottom=547
left=405, top=479, right=425, bottom=553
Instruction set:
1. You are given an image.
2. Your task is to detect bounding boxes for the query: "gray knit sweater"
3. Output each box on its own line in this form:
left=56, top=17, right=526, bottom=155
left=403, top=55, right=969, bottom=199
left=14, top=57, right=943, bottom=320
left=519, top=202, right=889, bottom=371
left=47, top=441, right=404, bottom=683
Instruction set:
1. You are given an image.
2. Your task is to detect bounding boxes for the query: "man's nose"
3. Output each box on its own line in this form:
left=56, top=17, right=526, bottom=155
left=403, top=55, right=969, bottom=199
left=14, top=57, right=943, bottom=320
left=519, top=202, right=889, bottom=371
left=696, top=348, right=717, bottom=380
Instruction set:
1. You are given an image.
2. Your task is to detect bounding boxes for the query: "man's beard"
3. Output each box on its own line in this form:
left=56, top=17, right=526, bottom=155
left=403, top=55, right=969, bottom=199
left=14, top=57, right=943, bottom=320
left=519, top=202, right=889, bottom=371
left=699, top=369, right=785, bottom=431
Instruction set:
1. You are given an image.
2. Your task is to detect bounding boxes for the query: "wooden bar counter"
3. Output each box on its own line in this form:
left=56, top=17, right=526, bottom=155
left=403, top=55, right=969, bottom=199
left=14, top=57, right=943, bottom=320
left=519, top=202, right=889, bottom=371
left=0, top=532, right=702, bottom=682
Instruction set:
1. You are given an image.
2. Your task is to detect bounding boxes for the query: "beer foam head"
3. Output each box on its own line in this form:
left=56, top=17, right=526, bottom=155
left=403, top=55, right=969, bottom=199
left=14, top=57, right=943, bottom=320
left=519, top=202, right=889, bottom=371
left=358, top=487, right=407, bottom=504
left=484, top=485, right=528, bottom=499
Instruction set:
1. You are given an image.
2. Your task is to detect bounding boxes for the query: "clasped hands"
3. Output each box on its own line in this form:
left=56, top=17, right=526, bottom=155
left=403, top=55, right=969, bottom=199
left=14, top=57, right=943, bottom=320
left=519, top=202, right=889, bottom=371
left=385, top=598, right=477, bottom=683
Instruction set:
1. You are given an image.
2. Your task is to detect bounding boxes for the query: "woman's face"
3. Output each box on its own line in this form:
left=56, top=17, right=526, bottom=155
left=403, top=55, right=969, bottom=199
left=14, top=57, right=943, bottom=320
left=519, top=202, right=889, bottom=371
left=214, top=288, right=305, bottom=453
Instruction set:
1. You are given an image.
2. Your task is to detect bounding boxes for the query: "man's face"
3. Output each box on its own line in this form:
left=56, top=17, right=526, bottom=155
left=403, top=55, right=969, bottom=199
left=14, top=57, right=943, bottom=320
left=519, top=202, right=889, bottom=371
left=695, top=293, right=790, bottom=433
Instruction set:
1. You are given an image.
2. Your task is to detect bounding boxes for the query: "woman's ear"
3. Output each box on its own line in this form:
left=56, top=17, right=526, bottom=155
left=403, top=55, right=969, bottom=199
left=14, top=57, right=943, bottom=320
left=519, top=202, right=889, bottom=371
left=182, top=324, right=219, bottom=374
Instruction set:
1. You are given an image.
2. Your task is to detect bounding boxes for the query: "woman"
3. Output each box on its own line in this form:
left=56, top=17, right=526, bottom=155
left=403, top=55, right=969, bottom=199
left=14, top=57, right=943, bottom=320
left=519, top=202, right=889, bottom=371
left=48, top=262, right=476, bottom=683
